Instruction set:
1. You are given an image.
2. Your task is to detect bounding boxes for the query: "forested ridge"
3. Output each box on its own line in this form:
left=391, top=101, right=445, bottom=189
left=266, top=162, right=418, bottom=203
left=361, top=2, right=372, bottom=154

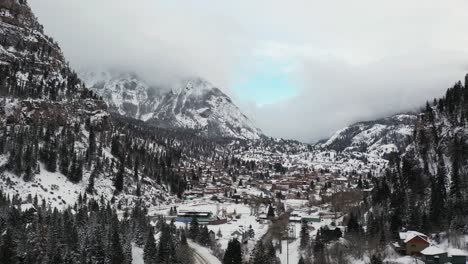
left=360, top=77, right=468, bottom=253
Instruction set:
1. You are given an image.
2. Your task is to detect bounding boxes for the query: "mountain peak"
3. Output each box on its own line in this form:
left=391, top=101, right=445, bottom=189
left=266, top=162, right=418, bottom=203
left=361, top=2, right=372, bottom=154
left=169, top=77, right=212, bottom=95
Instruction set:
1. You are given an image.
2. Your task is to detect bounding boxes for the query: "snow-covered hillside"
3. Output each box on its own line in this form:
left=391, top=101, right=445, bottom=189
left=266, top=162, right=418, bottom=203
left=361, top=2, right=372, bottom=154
left=319, top=114, right=416, bottom=157
left=81, top=70, right=262, bottom=140
left=0, top=2, right=175, bottom=210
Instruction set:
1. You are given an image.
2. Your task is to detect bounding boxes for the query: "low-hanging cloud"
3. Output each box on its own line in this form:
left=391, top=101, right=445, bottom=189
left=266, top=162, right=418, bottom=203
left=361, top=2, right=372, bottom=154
left=30, top=0, right=245, bottom=87
left=30, top=0, right=468, bottom=142
left=247, top=50, right=468, bottom=142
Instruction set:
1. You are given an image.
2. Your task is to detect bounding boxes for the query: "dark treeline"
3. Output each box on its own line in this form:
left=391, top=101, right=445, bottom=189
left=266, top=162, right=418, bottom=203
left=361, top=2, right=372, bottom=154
left=0, top=189, right=193, bottom=264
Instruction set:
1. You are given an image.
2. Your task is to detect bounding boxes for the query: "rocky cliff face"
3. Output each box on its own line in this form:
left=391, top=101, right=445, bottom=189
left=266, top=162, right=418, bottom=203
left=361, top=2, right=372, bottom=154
left=0, top=0, right=93, bottom=101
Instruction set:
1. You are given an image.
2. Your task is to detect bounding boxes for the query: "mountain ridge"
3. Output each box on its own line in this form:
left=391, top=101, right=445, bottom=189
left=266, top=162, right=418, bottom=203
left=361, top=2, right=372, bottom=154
left=317, top=113, right=417, bottom=157
left=80, top=69, right=262, bottom=140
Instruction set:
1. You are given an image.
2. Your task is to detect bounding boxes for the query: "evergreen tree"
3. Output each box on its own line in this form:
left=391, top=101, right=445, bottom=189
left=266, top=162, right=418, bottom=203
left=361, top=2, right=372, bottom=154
left=199, top=226, right=211, bottom=246
left=90, top=228, right=106, bottom=263
left=115, top=158, right=125, bottom=193
left=134, top=157, right=139, bottom=180
left=136, top=183, right=142, bottom=197
left=86, top=168, right=97, bottom=194
left=267, top=205, right=275, bottom=218
left=143, top=228, right=157, bottom=264
left=300, top=221, right=310, bottom=250
left=223, top=238, right=242, bottom=264
left=265, top=241, right=277, bottom=263
left=313, top=231, right=326, bottom=264
left=46, top=140, right=58, bottom=172
left=347, top=212, right=361, bottom=233
left=180, top=229, right=188, bottom=246
left=109, top=227, right=125, bottom=264
left=408, top=196, right=422, bottom=231
left=69, top=154, right=83, bottom=183
left=23, top=145, right=34, bottom=181
left=449, top=137, right=465, bottom=220
left=250, top=240, right=265, bottom=264
left=0, top=228, right=17, bottom=264
left=189, top=218, right=200, bottom=240
left=313, top=231, right=324, bottom=253
left=157, top=223, right=174, bottom=263
left=87, top=125, right=96, bottom=161
left=59, top=142, right=69, bottom=176
left=430, top=154, right=448, bottom=228
left=177, top=229, right=193, bottom=264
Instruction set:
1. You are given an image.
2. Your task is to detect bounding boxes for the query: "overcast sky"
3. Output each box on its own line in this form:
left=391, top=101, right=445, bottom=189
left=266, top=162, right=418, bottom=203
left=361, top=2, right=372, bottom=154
left=30, top=0, right=468, bottom=142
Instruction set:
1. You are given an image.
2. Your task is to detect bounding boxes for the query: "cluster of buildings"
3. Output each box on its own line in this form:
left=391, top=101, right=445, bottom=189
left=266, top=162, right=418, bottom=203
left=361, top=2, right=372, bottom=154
left=270, top=172, right=367, bottom=198
left=181, top=165, right=372, bottom=204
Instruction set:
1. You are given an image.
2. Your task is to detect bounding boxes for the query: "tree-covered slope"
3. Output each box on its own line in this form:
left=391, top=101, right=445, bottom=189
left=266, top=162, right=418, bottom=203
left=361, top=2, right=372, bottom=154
left=366, top=76, right=468, bottom=244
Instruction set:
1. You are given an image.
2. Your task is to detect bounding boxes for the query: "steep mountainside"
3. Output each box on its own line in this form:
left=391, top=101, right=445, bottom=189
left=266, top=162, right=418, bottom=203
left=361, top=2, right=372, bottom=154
left=319, top=113, right=416, bottom=157
left=0, top=5, right=208, bottom=262
left=364, top=77, right=468, bottom=244
left=0, top=1, right=187, bottom=208
left=80, top=70, right=262, bottom=140
left=0, top=0, right=91, bottom=100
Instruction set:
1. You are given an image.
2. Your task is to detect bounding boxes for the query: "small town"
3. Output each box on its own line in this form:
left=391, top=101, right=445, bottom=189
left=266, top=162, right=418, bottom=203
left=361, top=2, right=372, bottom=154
left=144, top=164, right=468, bottom=264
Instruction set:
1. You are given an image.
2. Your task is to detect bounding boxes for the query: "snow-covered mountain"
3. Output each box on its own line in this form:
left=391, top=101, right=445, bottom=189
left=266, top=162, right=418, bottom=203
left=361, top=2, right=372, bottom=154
left=80, top=70, right=262, bottom=140
left=319, top=113, right=417, bottom=157
left=79, top=70, right=161, bottom=118
left=0, top=1, right=174, bottom=208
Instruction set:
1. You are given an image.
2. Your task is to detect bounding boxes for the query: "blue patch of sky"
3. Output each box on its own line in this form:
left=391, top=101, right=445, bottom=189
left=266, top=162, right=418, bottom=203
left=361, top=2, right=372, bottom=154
left=233, top=57, right=299, bottom=106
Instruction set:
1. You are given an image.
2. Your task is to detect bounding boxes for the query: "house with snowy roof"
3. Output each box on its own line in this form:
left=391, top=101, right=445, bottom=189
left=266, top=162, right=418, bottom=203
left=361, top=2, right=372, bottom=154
left=447, top=248, right=468, bottom=264
left=421, top=246, right=448, bottom=263
left=398, top=230, right=430, bottom=255
left=421, top=246, right=467, bottom=264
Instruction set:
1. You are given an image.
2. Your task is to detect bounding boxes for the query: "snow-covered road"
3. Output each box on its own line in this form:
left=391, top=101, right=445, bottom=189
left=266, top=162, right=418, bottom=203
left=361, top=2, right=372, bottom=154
left=188, top=240, right=221, bottom=264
